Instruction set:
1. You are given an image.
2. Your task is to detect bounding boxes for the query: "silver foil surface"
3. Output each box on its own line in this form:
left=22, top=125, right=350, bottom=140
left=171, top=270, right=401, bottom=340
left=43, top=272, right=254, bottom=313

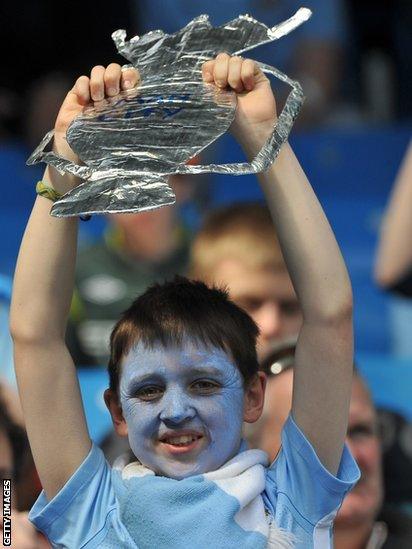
left=27, top=7, right=312, bottom=217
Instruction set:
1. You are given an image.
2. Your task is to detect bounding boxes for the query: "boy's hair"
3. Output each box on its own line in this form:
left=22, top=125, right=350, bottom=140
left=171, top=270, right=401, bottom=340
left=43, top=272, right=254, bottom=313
left=189, top=202, right=286, bottom=282
left=108, top=277, right=260, bottom=394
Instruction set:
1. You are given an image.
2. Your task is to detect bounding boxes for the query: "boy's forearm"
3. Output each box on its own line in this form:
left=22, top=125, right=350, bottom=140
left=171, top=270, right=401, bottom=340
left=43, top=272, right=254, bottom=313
left=10, top=167, right=78, bottom=342
left=241, top=130, right=353, bottom=473
left=240, top=130, right=352, bottom=322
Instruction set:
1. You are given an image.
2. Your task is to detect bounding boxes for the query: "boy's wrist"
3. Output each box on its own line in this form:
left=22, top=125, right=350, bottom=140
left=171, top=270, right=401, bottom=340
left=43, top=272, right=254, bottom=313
left=232, top=119, right=277, bottom=161
left=43, top=165, right=79, bottom=196
left=44, top=133, right=81, bottom=194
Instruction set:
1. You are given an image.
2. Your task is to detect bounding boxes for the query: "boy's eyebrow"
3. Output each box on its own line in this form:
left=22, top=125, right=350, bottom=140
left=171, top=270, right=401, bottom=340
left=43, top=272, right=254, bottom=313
left=127, top=367, right=226, bottom=385
left=127, top=373, right=165, bottom=386
left=184, top=366, right=226, bottom=378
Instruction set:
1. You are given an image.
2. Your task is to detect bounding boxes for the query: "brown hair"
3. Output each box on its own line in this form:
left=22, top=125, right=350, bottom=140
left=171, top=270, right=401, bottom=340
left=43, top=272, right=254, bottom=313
left=108, top=276, right=260, bottom=394
left=189, top=202, right=286, bottom=282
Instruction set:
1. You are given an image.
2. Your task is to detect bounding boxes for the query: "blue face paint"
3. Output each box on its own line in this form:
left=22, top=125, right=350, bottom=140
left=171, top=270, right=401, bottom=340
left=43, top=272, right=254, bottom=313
left=119, top=339, right=245, bottom=479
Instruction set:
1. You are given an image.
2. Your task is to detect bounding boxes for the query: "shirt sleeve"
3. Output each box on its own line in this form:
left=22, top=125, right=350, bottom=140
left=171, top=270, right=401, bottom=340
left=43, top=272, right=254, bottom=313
left=29, top=443, right=117, bottom=548
left=265, top=414, right=360, bottom=527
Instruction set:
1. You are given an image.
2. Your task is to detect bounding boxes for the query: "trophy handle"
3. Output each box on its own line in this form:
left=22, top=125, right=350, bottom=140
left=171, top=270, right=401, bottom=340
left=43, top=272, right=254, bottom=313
left=176, top=62, right=304, bottom=176
left=26, top=129, right=92, bottom=179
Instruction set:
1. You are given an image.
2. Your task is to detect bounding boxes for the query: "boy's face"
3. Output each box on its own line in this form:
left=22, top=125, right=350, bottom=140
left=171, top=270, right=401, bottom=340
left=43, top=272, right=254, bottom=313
left=117, top=340, right=247, bottom=479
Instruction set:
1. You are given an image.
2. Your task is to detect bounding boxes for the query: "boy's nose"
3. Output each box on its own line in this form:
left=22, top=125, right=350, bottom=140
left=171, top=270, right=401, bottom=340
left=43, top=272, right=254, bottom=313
left=159, top=390, right=196, bottom=424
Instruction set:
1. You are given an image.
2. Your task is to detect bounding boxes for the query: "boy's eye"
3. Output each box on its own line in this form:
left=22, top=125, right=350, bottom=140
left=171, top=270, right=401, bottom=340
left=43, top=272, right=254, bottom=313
left=190, top=380, right=220, bottom=394
left=136, top=386, right=164, bottom=401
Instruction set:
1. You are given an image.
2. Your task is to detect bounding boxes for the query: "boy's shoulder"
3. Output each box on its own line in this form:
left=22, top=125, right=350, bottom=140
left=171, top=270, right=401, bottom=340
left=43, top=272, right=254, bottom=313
left=29, top=443, right=122, bottom=547
left=263, top=415, right=359, bottom=542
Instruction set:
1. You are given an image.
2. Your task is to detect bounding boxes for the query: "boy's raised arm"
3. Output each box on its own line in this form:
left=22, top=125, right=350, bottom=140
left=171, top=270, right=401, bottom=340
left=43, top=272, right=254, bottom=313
left=254, top=144, right=353, bottom=475
left=203, top=54, right=353, bottom=475
left=10, top=64, right=139, bottom=500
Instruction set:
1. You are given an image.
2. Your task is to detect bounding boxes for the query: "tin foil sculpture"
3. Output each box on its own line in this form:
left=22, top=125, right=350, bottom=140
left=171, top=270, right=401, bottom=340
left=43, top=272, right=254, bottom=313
left=28, top=7, right=312, bottom=217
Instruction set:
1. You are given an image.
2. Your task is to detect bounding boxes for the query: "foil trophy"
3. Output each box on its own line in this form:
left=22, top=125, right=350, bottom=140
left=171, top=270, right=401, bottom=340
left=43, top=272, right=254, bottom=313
left=27, top=7, right=312, bottom=217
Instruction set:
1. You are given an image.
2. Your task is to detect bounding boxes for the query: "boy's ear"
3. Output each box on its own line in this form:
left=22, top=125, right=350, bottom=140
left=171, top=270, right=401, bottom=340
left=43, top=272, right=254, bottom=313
left=243, top=371, right=266, bottom=423
left=104, top=389, right=128, bottom=437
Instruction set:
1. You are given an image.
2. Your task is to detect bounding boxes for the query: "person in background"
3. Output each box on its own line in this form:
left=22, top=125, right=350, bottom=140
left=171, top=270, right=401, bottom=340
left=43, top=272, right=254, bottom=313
left=134, top=0, right=348, bottom=128
left=189, top=202, right=301, bottom=360
left=374, top=141, right=412, bottom=357
left=375, top=141, right=412, bottom=295
left=0, top=391, right=49, bottom=548
left=67, top=174, right=195, bottom=367
left=250, top=345, right=412, bottom=548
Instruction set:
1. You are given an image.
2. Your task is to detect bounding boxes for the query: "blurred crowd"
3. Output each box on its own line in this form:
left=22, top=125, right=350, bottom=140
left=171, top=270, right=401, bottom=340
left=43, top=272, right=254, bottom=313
left=1, top=1, right=412, bottom=547
left=1, top=0, right=412, bottom=146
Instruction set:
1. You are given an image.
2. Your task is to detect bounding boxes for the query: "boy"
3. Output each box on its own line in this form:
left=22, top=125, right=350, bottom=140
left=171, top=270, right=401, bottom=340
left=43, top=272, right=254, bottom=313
left=11, top=54, right=359, bottom=547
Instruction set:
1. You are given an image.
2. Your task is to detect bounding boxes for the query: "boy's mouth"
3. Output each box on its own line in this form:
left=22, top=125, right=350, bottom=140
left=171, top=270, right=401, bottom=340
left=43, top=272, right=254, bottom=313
left=158, top=431, right=204, bottom=454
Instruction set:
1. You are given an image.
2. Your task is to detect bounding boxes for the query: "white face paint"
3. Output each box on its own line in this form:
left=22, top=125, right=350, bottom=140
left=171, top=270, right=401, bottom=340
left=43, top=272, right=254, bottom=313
left=119, top=339, right=245, bottom=479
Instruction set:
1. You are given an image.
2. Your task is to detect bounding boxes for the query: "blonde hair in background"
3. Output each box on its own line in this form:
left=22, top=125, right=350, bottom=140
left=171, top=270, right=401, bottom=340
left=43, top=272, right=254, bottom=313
left=189, top=202, right=287, bottom=282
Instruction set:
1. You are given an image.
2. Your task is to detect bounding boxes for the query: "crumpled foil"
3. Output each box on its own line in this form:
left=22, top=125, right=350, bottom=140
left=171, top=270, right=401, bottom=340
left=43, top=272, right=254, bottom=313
left=27, top=7, right=312, bottom=217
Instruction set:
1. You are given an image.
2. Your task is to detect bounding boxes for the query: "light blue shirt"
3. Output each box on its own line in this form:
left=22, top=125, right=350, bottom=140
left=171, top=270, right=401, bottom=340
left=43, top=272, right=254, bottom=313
left=30, top=415, right=359, bottom=548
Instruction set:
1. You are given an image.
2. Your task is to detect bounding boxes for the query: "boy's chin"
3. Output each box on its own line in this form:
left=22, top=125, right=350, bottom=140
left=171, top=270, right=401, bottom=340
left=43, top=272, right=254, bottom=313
left=151, top=450, right=229, bottom=480
left=155, top=453, right=217, bottom=480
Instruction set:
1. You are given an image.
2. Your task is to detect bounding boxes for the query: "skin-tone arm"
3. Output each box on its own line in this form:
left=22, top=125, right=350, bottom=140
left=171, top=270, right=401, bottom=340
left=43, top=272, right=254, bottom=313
left=10, top=64, right=139, bottom=500
left=203, top=54, right=353, bottom=474
left=374, top=141, right=412, bottom=287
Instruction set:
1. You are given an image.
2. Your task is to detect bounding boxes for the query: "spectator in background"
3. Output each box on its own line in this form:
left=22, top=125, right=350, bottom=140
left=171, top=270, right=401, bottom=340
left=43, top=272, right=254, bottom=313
left=249, top=346, right=412, bottom=548
left=133, top=0, right=348, bottom=127
left=189, top=203, right=301, bottom=360
left=374, top=141, right=412, bottom=356
left=67, top=174, right=195, bottom=367
left=375, top=141, right=412, bottom=295
left=0, top=390, right=49, bottom=548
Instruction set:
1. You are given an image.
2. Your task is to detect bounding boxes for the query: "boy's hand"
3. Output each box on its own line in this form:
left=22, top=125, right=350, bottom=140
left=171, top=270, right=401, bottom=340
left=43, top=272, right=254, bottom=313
left=53, top=64, right=140, bottom=162
left=202, top=53, right=277, bottom=151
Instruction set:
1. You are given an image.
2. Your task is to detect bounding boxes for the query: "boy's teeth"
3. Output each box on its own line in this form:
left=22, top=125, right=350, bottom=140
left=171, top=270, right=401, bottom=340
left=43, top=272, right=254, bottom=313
left=165, top=435, right=198, bottom=445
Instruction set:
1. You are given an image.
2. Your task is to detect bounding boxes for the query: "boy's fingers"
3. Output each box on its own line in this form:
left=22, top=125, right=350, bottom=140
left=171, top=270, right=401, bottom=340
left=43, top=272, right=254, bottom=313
left=120, top=67, right=140, bottom=90
left=227, top=56, right=243, bottom=92
left=202, top=60, right=214, bottom=83
left=90, top=65, right=106, bottom=101
left=240, top=59, right=256, bottom=91
left=213, top=52, right=230, bottom=88
left=104, top=63, right=122, bottom=97
left=73, top=76, right=90, bottom=105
